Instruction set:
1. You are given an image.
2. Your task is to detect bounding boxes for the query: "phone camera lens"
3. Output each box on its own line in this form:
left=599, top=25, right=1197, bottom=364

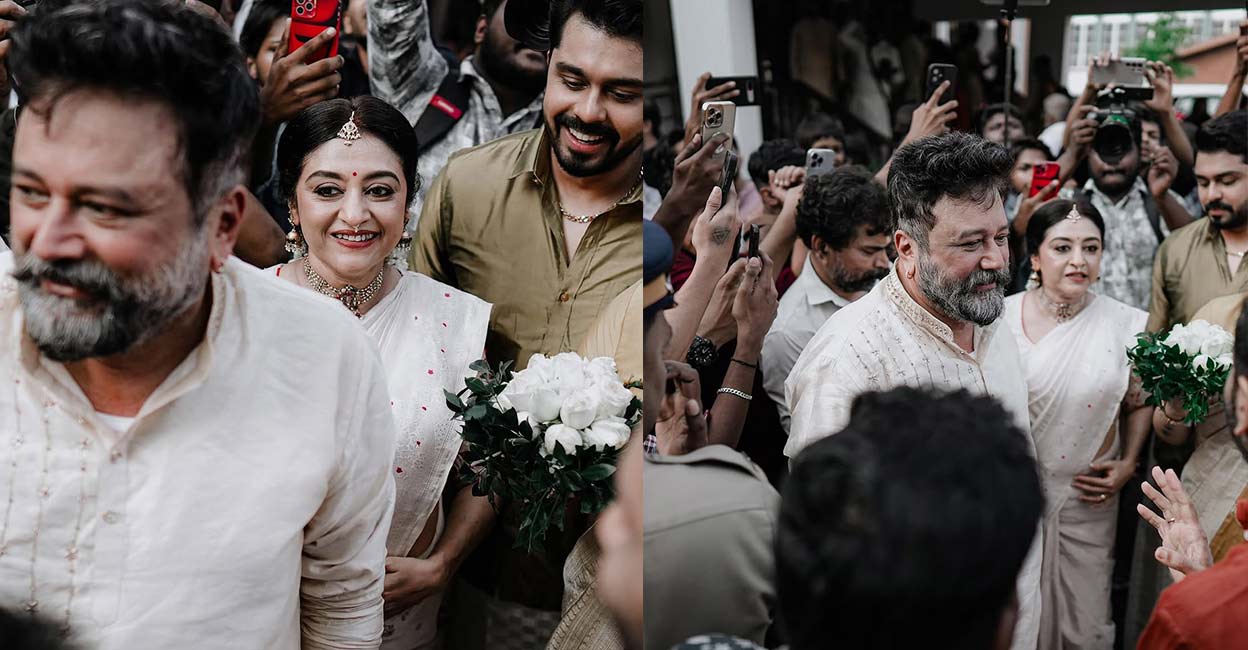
left=705, top=108, right=722, bottom=128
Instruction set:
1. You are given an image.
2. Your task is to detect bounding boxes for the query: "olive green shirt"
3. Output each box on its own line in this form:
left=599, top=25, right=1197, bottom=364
left=1147, top=218, right=1248, bottom=333
left=410, top=128, right=642, bottom=369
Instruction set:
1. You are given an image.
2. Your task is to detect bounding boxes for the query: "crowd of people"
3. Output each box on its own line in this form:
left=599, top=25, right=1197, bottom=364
left=642, top=10, right=1248, bottom=650
left=0, top=0, right=644, bottom=649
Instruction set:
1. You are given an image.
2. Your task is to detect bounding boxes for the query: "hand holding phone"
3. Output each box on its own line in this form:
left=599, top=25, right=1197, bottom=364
left=290, top=0, right=343, bottom=63
left=1028, top=162, right=1060, bottom=198
left=701, top=101, right=736, bottom=161
left=926, top=64, right=957, bottom=107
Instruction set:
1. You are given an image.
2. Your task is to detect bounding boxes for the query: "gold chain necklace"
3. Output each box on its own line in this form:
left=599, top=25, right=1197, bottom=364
left=1036, top=288, right=1089, bottom=323
left=303, top=259, right=385, bottom=318
left=557, top=173, right=643, bottom=224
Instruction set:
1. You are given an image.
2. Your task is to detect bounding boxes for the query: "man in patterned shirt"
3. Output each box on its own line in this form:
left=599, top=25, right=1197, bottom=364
left=368, top=0, right=547, bottom=221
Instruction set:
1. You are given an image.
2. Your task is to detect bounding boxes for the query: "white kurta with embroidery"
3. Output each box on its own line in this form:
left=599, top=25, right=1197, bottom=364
left=0, top=254, right=397, bottom=649
left=784, top=267, right=1043, bottom=650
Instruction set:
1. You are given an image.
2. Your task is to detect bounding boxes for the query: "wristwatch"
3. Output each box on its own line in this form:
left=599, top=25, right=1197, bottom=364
left=686, top=335, right=719, bottom=368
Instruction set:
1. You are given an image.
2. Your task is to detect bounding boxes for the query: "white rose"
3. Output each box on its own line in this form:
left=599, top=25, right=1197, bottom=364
left=1193, top=353, right=1211, bottom=370
left=529, top=387, right=564, bottom=422
left=1217, top=353, right=1234, bottom=369
left=552, top=353, right=588, bottom=396
left=1201, top=329, right=1234, bottom=359
left=595, top=379, right=634, bottom=419
left=543, top=424, right=583, bottom=456
left=583, top=416, right=632, bottom=450
left=525, top=354, right=556, bottom=383
left=560, top=389, right=601, bottom=430
left=587, top=357, right=619, bottom=382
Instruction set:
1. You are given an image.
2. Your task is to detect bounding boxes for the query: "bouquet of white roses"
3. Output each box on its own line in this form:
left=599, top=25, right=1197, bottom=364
left=1127, top=319, right=1234, bottom=425
left=445, top=353, right=641, bottom=553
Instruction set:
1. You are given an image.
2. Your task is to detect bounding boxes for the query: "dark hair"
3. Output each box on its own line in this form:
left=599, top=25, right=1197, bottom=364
left=1195, top=110, right=1247, bottom=162
left=482, top=0, right=503, bottom=17
left=975, top=103, right=1024, bottom=136
left=747, top=138, right=806, bottom=188
left=888, top=132, right=1011, bottom=249
left=796, top=166, right=892, bottom=250
left=643, top=99, right=661, bottom=138
left=1009, top=137, right=1052, bottom=163
left=240, top=0, right=288, bottom=59
left=549, top=0, right=641, bottom=50
left=10, top=0, right=260, bottom=219
left=778, top=387, right=1043, bottom=650
left=277, top=96, right=421, bottom=209
left=1024, top=198, right=1106, bottom=266
left=795, top=112, right=846, bottom=150
left=1236, top=297, right=1248, bottom=378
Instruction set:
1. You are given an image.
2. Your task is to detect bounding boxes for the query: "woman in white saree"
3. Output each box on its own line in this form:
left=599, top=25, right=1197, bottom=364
left=271, top=97, right=491, bottom=649
left=1003, top=199, right=1152, bottom=650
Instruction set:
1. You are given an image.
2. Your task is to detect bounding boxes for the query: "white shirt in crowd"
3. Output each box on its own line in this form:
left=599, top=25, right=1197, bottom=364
left=0, top=254, right=397, bottom=649
left=761, top=257, right=851, bottom=433
left=784, top=266, right=1043, bottom=650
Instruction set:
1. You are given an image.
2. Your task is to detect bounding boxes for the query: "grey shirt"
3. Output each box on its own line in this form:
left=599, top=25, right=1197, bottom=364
left=644, top=445, right=779, bottom=650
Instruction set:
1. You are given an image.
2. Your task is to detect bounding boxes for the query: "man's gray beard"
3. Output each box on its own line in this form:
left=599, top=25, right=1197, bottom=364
left=12, top=231, right=211, bottom=362
left=916, top=252, right=1010, bottom=327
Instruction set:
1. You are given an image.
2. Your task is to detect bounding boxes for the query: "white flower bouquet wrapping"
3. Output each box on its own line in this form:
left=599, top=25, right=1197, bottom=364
left=1126, top=320, right=1234, bottom=425
left=446, top=353, right=641, bottom=552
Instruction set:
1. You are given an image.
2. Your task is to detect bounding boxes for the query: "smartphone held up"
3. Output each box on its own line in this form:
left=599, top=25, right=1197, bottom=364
left=289, top=0, right=342, bottom=63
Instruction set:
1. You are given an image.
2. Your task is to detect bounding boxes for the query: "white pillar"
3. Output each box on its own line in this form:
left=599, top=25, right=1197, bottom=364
left=670, top=0, right=765, bottom=163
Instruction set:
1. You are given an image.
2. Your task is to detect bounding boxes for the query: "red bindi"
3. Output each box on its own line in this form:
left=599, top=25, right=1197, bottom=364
left=352, top=172, right=358, bottom=176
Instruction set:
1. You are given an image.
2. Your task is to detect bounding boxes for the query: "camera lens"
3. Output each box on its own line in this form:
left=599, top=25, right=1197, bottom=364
left=1093, top=118, right=1133, bottom=163
left=705, top=108, right=722, bottom=128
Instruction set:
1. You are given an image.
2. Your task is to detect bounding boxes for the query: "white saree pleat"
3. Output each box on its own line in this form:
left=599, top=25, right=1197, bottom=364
left=1005, top=293, right=1146, bottom=650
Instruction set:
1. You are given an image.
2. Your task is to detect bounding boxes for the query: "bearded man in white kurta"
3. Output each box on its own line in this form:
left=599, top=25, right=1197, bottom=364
left=0, top=3, right=394, bottom=648
left=785, top=132, right=1043, bottom=650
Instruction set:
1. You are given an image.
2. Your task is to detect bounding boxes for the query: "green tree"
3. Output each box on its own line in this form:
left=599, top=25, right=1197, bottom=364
left=1128, top=13, right=1193, bottom=78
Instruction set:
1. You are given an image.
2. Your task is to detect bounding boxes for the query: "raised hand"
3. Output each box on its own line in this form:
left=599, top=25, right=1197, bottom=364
left=731, top=253, right=779, bottom=351
left=667, top=132, right=732, bottom=224
left=1143, top=61, right=1176, bottom=116
left=260, top=23, right=345, bottom=127
left=656, top=360, right=709, bottom=454
left=903, top=80, right=958, bottom=146
left=1147, top=143, right=1178, bottom=199
left=768, top=165, right=807, bottom=213
left=0, top=1, right=29, bottom=99
left=683, top=72, right=740, bottom=146
left=1136, top=466, right=1212, bottom=582
left=690, top=185, right=742, bottom=264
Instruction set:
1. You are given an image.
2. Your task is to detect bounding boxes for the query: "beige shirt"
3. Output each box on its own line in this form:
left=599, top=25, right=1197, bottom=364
left=410, top=128, right=642, bottom=370
left=643, top=446, right=779, bottom=650
left=783, top=267, right=1042, bottom=650
left=762, top=257, right=852, bottom=433
left=1147, top=218, right=1248, bottom=333
left=0, top=254, right=396, bottom=649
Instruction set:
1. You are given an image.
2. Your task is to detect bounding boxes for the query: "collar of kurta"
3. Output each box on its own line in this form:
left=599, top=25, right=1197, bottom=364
left=882, top=266, right=995, bottom=360
left=7, top=258, right=229, bottom=434
left=507, top=127, right=644, bottom=207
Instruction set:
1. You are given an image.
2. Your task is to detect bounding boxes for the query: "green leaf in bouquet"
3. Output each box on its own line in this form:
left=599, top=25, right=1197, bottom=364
left=464, top=403, right=490, bottom=421
left=444, top=389, right=465, bottom=412
left=469, top=359, right=491, bottom=374
left=466, top=377, right=493, bottom=397
left=581, top=463, right=617, bottom=481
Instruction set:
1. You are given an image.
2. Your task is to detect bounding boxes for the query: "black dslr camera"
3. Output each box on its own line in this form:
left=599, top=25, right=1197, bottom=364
left=1089, top=87, right=1147, bottom=165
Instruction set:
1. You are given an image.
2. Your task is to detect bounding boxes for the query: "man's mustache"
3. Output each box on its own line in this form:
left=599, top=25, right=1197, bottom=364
left=555, top=113, right=619, bottom=143
left=1206, top=201, right=1235, bottom=215
left=11, top=253, right=118, bottom=301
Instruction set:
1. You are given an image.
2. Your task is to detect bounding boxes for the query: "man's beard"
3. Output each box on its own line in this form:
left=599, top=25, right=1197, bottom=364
left=545, top=112, right=641, bottom=178
left=916, top=252, right=1010, bottom=326
left=11, top=231, right=211, bottom=362
left=1204, top=198, right=1248, bottom=231
left=829, top=260, right=888, bottom=294
left=477, top=24, right=546, bottom=97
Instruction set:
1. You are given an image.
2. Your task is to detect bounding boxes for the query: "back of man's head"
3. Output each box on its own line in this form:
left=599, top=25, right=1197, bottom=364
left=796, top=166, right=892, bottom=249
left=747, top=138, right=806, bottom=188
left=549, top=0, right=641, bottom=49
left=1042, top=93, right=1070, bottom=125
left=888, top=132, right=1010, bottom=249
left=778, top=387, right=1043, bottom=650
left=11, top=0, right=260, bottom=215
left=1196, top=110, right=1247, bottom=162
